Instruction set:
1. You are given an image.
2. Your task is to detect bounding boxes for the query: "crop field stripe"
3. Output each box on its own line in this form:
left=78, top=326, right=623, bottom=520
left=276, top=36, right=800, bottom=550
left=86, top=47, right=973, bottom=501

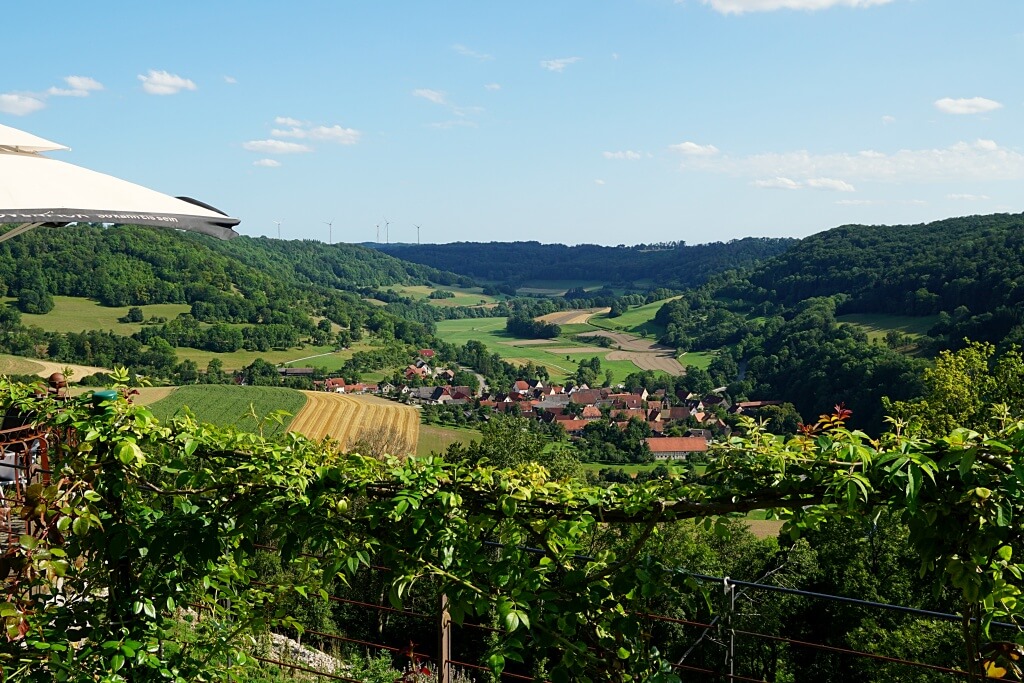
left=290, top=392, right=418, bottom=454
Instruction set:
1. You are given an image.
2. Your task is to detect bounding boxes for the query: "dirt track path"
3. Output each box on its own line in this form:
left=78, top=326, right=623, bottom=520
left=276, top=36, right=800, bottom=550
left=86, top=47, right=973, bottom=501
left=536, top=307, right=611, bottom=326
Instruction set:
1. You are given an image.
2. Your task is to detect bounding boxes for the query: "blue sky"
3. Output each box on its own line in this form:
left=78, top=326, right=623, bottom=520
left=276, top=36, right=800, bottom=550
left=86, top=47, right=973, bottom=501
left=2, top=0, right=1021, bottom=245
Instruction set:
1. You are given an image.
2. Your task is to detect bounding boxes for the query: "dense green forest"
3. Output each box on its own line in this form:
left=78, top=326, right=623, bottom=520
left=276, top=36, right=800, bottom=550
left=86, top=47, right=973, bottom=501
left=370, top=237, right=795, bottom=288
left=652, top=213, right=1024, bottom=432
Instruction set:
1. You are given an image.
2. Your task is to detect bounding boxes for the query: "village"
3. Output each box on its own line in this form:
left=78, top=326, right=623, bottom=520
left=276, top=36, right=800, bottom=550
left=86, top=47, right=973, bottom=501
left=294, top=350, right=784, bottom=463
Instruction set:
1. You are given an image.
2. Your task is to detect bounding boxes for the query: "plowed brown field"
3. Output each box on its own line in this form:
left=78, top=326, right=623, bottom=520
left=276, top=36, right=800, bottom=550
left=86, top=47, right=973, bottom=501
left=606, top=350, right=686, bottom=376
left=289, top=392, right=420, bottom=455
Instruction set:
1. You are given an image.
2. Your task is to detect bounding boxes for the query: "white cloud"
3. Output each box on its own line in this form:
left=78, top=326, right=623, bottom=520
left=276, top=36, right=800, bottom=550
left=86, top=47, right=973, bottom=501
left=700, top=0, right=895, bottom=13
left=48, top=75, right=104, bottom=97
left=806, top=177, right=856, bottom=192
left=679, top=139, right=1024, bottom=183
left=934, top=96, right=1003, bottom=115
left=0, top=94, right=45, bottom=115
left=882, top=115, right=895, bottom=124
left=413, top=88, right=448, bottom=105
left=138, top=70, right=197, bottom=95
left=484, top=83, right=501, bottom=91
left=453, top=44, right=493, bottom=61
left=753, top=177, right=802, bottom=190
left=603, top=150, right=642, bottom=160
left=540, top=57, right=582, bottom=72
left=253, top=158, right=281, bottom=167
left=224, top=75, right=237, bottom=84
left=242, top=139, right=312, bottom=154
left=269, top=119, right=362, bottom=145
left=595, top=179, right=606, bottom=185
left=835, top=199, right=879, bottom=205
left=669, top=141, right=720, bottom=156
left=948, top=193, right=991, bottom=201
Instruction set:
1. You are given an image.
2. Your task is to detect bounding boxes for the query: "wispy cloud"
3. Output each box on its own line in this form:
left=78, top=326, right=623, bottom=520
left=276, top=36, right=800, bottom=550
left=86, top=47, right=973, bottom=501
left=753, top=177, right=856, bottom=191
left=47, top=75, right=104, bottom=97
left=603, top=150, right=643, bottom=160
left=698, top=0, right=895, bottom=13
left=0, top=93, right=46, bottom=115
left=484, top=83, right=501, bottom=91
left=272, top=123, right=361, bottom=145
left=453, top=44, right=493, bottom=61
left=224, top=75, right=238, bottom=84
left=934, top=96, right=1003, bottom=115
left=138, top=70, right=197, bottom=95
left=948, top=193, right=991, bottom=201
left=253, top=158, right=281, bottom=167
left=677, top=139, right=1024, bottom=183
left=540, top=57, right=582, bottom=72
left=413, top=89, right=483, bottom=122
left=413, top=89, right=448, bottom=105
left=595, top=179, right=606, bottom=185
left=881, top=115, right=896, bottom=124
left=669, top=141, right=720, bottom=156
left=242, top=139, right=312, bottom=154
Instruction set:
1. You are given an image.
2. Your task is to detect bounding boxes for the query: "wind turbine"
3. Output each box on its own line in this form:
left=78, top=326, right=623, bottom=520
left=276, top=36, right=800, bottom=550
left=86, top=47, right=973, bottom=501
left=383, top=217, right=391, bottom=244
left=323, top=220, right=333, bottom=244
left=274, top=221, right=281, bottom=239
left=414, top=224, right=421, bottom=245
left=375, top=223, right=380, bottom=242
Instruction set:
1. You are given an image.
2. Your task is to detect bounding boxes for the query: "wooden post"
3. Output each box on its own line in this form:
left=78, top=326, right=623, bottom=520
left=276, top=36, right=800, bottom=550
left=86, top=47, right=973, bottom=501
left=438, top=594, right=452, bottom=683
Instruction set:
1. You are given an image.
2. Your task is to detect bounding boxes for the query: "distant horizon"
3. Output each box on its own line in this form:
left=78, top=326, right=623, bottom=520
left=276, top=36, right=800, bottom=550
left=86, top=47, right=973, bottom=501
left=3, top=1, right=1020, bottom=244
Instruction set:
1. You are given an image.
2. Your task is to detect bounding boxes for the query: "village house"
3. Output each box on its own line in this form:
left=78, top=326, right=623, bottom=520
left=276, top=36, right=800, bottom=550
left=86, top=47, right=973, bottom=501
left=645, top=436, right=709, bottom=460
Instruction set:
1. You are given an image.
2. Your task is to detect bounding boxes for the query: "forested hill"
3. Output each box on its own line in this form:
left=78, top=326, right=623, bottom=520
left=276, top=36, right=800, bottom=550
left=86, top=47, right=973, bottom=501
left=369, top=237, right=795, bottom=288
left=745, top=213, right=1024, bottom=316
left=0, top=224, right=469, bottom=307
left=723, top=212, right=1024, bottom=347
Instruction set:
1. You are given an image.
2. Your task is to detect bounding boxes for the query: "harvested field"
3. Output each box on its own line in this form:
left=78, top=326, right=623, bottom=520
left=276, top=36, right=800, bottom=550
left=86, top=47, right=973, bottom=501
left=543, top=346, right=608, bottom=355
left=578, top=330, right=675, bottom=353
left=0, top=354, right=110, bottom=380
left=536, top=308, right=610, bottom=326
left=607, top=351, right=685, bottom=376
left=129, top=387, right=177, bottom=406
left=290, top=392, right=419, bottom=457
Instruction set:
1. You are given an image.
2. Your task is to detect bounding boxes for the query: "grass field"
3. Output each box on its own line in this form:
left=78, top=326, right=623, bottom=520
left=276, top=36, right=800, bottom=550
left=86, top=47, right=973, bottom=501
left=282, top=342, right=375, bottom=371
left=173, top=345, right=338, bottom=371
left=384, top=284, right=498, bottom=308
left=677, top=350, right=716, bottom=370
left=435, top=318, right=674, bottom=383
left=580, top=462, right=669, bottom=476
left=836, top=313, right=939, bottom=342
left=416, top=424, right=480, bottom=457
left=4, top=296, right=191, bottom=335
left=0, top=355, right=45, bottom=376
left=147, top=385, right=307, bottom=436
left=588, top=297, right=678, bottom=335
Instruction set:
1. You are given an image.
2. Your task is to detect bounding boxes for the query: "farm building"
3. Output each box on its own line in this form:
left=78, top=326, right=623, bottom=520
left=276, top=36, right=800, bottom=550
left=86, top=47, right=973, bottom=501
left=645, top=436, right=709, bottom=460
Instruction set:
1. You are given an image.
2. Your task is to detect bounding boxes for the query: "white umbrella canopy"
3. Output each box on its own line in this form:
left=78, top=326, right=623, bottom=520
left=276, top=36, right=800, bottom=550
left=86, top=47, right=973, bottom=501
left=0, top=125, right=240, bottom=242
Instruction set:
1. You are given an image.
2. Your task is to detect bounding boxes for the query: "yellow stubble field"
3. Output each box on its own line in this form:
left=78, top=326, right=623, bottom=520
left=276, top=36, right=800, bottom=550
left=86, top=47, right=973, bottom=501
left=289, top=391, right=420, bottom=454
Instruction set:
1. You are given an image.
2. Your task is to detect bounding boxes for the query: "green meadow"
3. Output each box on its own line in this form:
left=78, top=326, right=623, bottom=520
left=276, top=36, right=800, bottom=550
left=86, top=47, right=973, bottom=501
left=173, top=345, right=338, bottom=372
left=384, top=284, right=498, bottom=308
left=836, top=313, right=939, bottom=343
left=147, top=385, right=307, bottom=436
left=435, top=317, right=668, bottom=383
left=416, top=424, right=480, bottom=458
left=588, top=297, right=679, bottom=335
left=4, top=296, right=191, bottom=335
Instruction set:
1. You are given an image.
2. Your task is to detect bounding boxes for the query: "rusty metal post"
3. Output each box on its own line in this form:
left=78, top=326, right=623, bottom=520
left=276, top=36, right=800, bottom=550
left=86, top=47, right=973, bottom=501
left=438, top=594, right=452, bottom=683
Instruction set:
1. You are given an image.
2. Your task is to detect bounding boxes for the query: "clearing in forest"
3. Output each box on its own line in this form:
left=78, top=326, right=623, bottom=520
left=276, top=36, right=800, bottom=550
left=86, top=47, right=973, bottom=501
left=290, top=392, right=420, bottom=456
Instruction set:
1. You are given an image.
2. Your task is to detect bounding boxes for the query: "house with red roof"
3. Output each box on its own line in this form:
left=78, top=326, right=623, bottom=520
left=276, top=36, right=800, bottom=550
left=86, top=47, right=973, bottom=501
left=645, top=436, right=709, bottom=460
